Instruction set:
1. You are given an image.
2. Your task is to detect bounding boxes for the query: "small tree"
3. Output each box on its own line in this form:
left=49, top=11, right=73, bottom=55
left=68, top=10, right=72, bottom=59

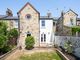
left=25, top=36, right=35, bottom=50
left=7, top=28, right=19, bottom=39
left=7, top=28, right=19, bottom=45
left=0, top=22, right=8, bottom=35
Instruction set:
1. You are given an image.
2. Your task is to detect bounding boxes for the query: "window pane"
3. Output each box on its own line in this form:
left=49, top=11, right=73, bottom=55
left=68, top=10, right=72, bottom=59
left=70, top=19, right=73, bottom=25
left=53, top=22, right=55, bottom=26
left=41, top=34, right=43, bottom=42
left=27, top=34, right=31, bottom=37
left=41, top=20, right=45, bottom=26
left=44, top=34, right=46, bottom=42
left=27, top=31, right=31, bottom=37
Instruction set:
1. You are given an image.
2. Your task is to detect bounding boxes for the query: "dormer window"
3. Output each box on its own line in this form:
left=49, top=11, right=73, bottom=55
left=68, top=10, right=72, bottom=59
left=26, top=14, right=31, bottom=19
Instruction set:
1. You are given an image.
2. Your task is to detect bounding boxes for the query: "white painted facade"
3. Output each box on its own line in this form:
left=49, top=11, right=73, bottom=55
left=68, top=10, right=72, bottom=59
left=40, top=19, right=54, bottom=47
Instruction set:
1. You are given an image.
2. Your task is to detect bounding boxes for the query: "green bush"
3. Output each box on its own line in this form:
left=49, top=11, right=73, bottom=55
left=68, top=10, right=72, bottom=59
left=7, top=28, right=19, bottom=45
left=0, top=35, right=7, bottom=49
left=64, top=41, right=73, bottom=53
left=25, top=36, right=35, bottom=50
left=7, top=28, right=19, bottom=39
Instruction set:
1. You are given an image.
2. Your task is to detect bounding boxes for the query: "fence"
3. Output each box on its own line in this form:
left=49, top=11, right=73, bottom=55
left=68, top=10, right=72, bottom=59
left=53, top=36, right=80, bottom=57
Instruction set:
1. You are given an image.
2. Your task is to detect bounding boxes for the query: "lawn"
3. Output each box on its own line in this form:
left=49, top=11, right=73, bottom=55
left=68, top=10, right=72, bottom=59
left=19, top=52, right=62, bottom=60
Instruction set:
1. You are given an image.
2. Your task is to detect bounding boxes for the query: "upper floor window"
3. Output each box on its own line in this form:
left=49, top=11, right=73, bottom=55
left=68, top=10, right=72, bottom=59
left=70, top=18, right=73, bottom=25
left=41, top=20, right=45, bottom=27
left=25, top=14, right=31, bottom=19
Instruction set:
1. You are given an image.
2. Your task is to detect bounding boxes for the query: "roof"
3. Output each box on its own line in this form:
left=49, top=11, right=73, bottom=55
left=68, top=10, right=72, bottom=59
left=77, top=18, right=80, bottom=21
left=40, top=16, right=58, bottom=21
left=53, top=17, right=59, bottom=21
left=40, top=16, right=53, bottom=20
left=0, top=15, right=7, bottom=18
left=64, top=9, right=78, bottom=16
left=18, top=2, right=39, bottom=14
left=0, top=15, right=18, bottom=20
left=0, top=15, right=59, bottom=21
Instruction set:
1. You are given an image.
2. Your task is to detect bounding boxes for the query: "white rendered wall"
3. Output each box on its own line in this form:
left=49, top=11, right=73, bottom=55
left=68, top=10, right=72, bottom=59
left=40, top=20, right=53, bottom=44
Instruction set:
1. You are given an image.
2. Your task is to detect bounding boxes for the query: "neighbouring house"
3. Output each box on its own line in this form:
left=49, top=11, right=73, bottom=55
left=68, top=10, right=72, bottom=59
left=77, top=18, right=80, bottom=26
left=0, top=8, right=18, bottom=30
left=56, top=9, right=80, bottom=36
left=63, top=9, right=78, bottom=27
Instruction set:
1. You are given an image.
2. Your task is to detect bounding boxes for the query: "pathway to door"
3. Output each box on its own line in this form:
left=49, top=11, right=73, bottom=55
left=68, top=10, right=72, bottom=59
left=5, top=48, right=55, bottom=60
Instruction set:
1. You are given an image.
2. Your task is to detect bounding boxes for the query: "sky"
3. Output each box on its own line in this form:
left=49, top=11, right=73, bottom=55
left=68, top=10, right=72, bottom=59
left=0, top=0, right=80, bottom=17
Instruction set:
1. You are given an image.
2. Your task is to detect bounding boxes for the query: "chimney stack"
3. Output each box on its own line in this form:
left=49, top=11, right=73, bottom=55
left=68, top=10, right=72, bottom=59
left=47, top=13, right=51, bottom=18
left=61, top=11, right=64, bottom=17
left=6, top=8, right=13, bottom=16
left=47, top=10, right=51, bottom=18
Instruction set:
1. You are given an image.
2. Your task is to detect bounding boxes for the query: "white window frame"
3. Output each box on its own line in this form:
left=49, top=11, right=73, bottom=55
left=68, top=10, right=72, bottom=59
left=41, top=20, right=45, bottom=27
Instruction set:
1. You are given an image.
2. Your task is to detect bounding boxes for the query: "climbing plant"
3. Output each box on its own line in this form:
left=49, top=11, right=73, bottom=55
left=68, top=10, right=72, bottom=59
left=72, top=26, right=80, bottom=35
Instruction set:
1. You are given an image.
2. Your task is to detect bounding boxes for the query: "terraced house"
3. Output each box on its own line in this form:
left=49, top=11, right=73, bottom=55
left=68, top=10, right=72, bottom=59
left=0, top=2, right=80, bottom=48
left=17, top=3, right=57, bottom=48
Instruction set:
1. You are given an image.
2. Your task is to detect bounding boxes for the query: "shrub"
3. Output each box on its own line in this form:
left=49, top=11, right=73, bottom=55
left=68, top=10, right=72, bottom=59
left=7, top=28, right=19, bottom=45
left=7, top=28, right=19, bottom=39
left=0, top=35, right=7, bottom=49
left=64, top=41, right=73, bottom=53
left=25, top=36, right=35, bottom=50
left=0, top=46, right=11, bottom=53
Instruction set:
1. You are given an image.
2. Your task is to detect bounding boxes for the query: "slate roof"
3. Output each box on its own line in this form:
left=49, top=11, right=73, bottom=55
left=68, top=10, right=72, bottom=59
left=0, top=15, right=18, bottom=20
left=77, top=18, right=80, bottom=21
left=64, top=9, right=78, bottom=16
left=18, top=2, right=40, bottom=14
left=40, top=16, right=58, bottom=21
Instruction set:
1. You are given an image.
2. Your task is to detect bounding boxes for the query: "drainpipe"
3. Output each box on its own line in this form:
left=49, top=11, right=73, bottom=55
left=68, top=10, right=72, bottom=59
left=17, top=12, right=20, bottom=33
left=17, top=12, right=20, bottom=47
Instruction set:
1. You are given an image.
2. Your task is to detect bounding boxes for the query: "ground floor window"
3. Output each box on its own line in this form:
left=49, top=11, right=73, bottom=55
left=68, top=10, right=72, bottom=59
left=27, top=31, right=31, bottom=37
left=41, top=33, right=46, bottom=42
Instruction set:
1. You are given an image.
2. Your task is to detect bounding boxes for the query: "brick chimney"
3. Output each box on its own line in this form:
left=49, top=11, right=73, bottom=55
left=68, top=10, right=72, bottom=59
left=47, top=10, right=52, bottom=18
left=61, top=11, right=64, bottom=17
left=6, top=8, right=13, bottom=16
left=47, top=13, right=51, bottom=18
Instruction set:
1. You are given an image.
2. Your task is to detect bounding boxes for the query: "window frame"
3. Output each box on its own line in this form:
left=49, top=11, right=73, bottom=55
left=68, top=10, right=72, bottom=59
left=25, top=14, right=31, bottom=19
left=41, top=20, right=45, bottom=27
left=70, top=18, right=73, bottom=25
left=41, top=33, right=46, bottom=43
